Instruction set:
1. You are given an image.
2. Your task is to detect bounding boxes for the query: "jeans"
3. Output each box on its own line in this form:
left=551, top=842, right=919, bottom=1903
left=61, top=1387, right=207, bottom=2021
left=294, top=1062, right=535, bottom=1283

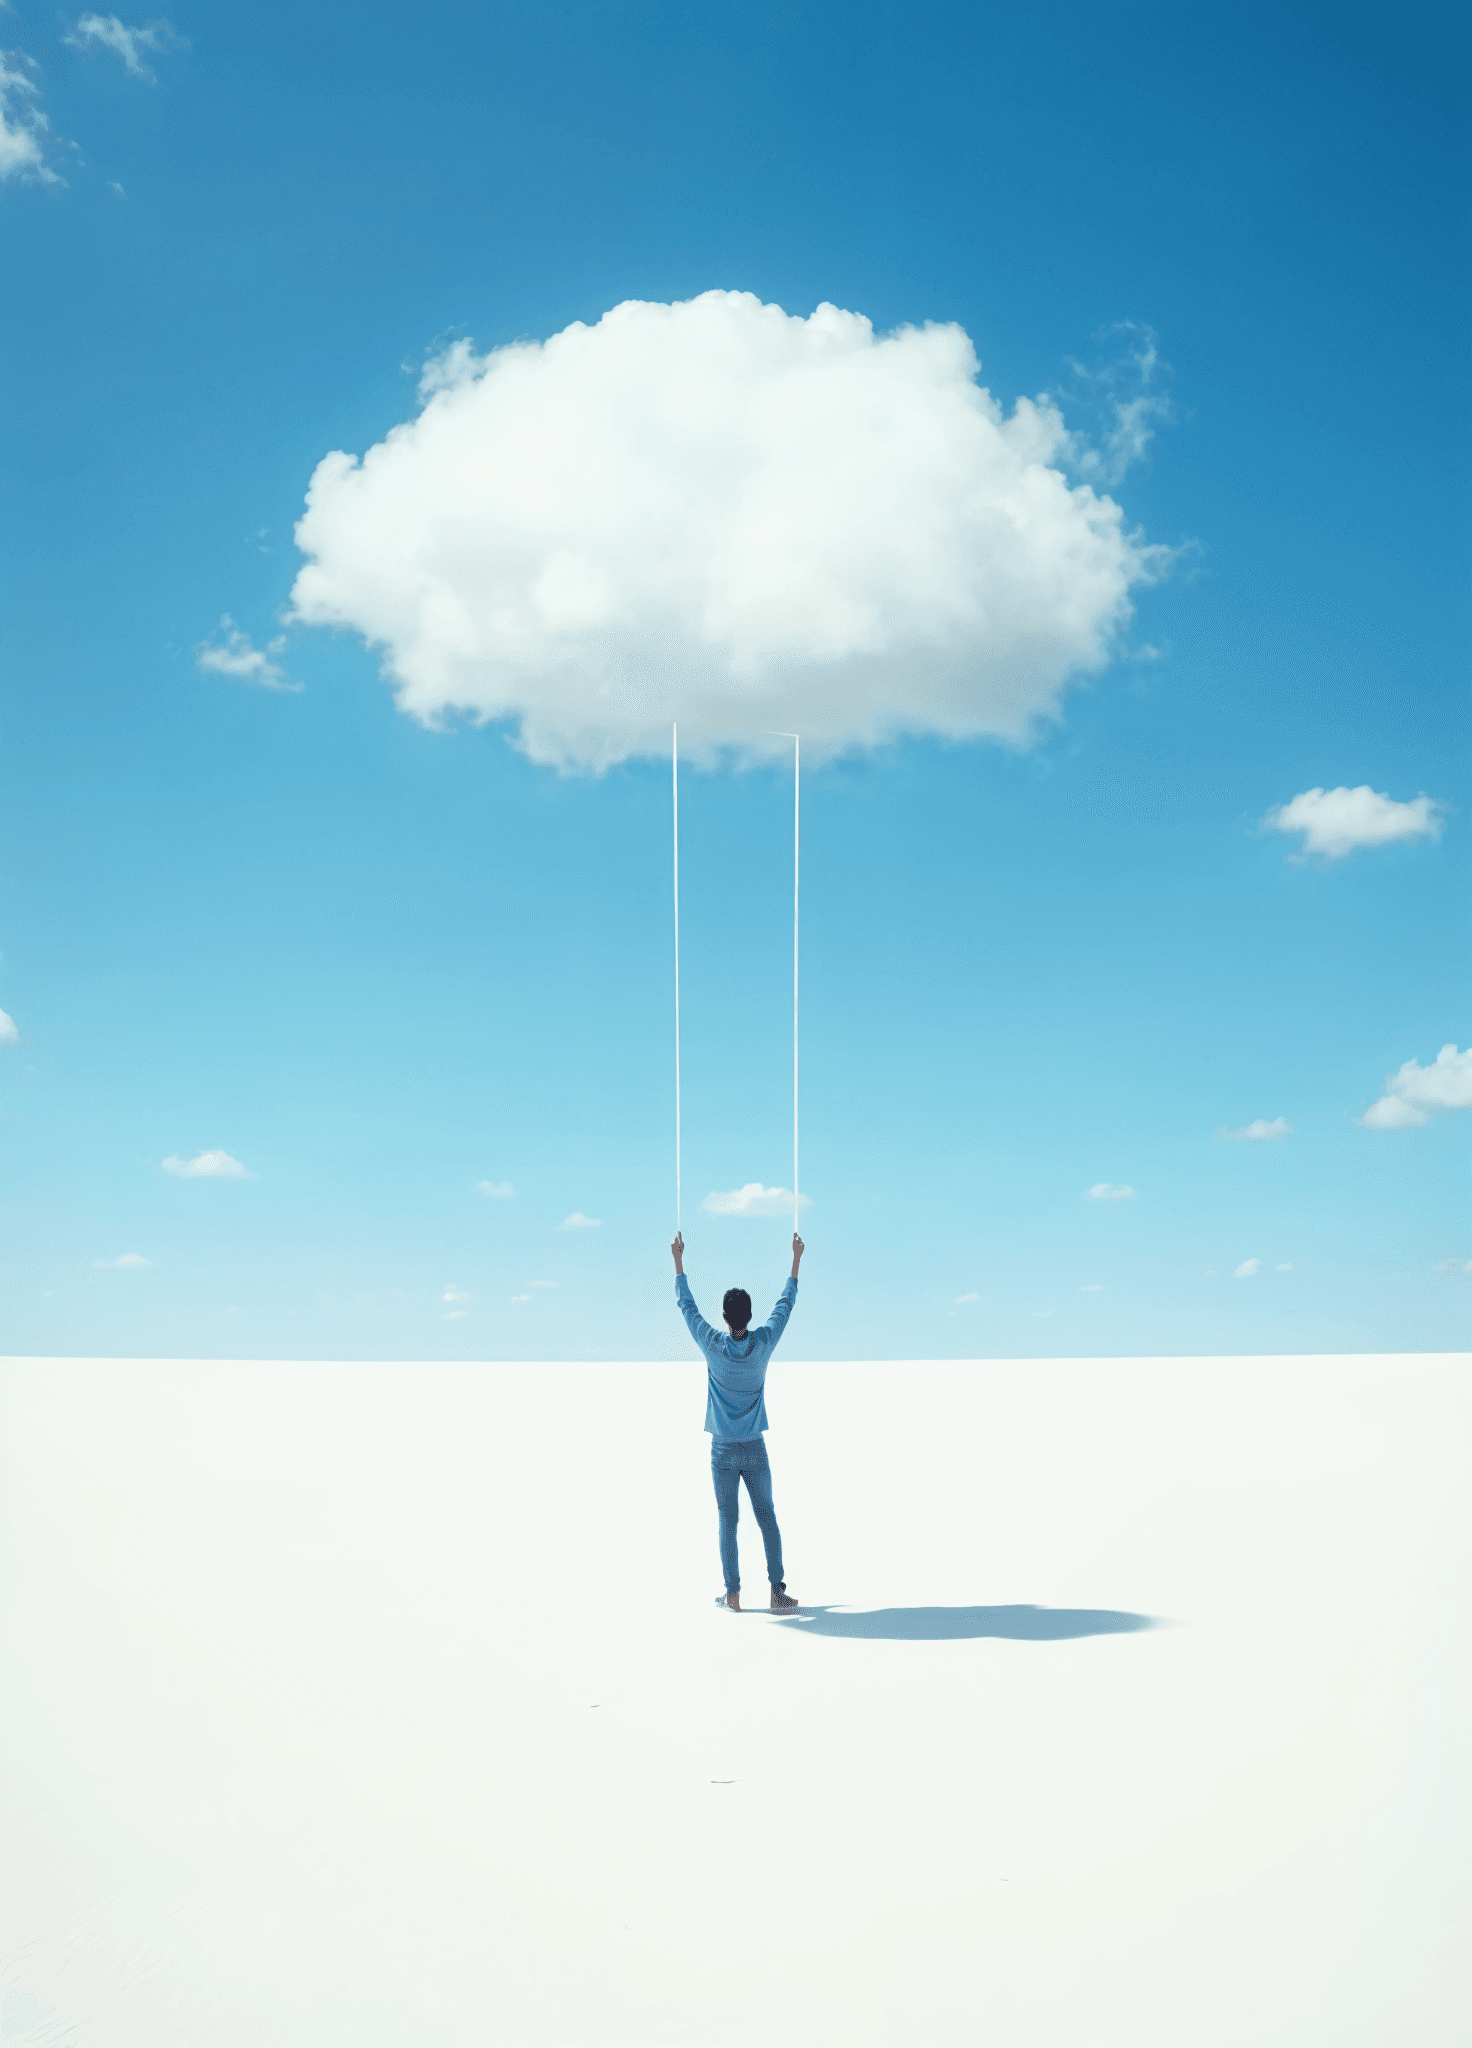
left=710, top=1436, right=785, bottom=1595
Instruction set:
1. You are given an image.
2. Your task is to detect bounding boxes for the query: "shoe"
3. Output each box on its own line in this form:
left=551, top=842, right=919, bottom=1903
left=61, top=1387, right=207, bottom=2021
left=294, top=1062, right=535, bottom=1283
left=770, top=1589, right=799, bottom=1612
left=716, top=1591, right=741, bottom=1611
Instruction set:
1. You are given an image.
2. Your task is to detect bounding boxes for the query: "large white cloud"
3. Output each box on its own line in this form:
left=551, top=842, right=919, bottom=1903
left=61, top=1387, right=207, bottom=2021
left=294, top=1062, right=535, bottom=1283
left=289, top=292, right=1167, bottom=769
left=1361, top=1045, right=1472, bottom=1129
left=1263, top=786, right=1445, bottom=860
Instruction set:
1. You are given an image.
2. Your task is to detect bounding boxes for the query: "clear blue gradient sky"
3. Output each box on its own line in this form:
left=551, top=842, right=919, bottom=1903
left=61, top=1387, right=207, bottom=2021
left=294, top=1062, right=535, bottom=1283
left=2, top=0, right=1467, bottom=1360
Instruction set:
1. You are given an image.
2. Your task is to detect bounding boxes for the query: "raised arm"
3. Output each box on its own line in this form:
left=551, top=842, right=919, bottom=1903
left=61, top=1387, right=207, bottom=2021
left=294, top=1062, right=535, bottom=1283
left=671, top=1233, right=719, bottom=1350
left=760, top=1237, right=806, bottom=1348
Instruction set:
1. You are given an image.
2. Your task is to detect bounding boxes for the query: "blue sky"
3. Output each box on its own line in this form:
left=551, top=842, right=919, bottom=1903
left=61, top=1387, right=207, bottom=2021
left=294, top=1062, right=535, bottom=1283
left=2, top=0, right=1466, bottom=1361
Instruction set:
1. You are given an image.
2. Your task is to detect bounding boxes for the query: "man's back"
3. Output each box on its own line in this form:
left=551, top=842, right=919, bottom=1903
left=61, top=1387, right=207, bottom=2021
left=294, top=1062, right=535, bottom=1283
left=676, top=1274, right=797, bottom=1438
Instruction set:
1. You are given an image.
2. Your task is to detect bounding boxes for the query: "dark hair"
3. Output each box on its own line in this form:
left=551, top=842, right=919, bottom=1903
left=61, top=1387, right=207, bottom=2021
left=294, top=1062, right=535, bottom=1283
left=722, top=1288, right=753, bottom=1331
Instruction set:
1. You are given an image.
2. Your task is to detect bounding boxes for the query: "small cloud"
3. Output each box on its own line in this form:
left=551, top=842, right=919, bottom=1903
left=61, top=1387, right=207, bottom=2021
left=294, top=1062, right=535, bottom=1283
left=1058, top=322, right=1178, bottom=487
left=1274, top=1262, right=1293, bottom=1273
left=474, top=1179, right=518, bottom=1198
left=1233, top=1258, right=1261, bottom=1279
left=1263, top=786, right=1445, bottom=861
left=530, top=1279, right=557, bottom=1289
left=1361, top=1044, right=1472, bottom=1130
left=0, top=1007, right=17, bottom=1044
left=1221, top=1117, right=1291, bottom=1142
left=442, top=1309, right=467, bottom=1321
left=195, top=615, right=301, bottom=693
left=702, top=1183, right=810, bottom=1218
left=1435, top=1257, right=1472, bottom=1277
left=92, top=1252, right=150, bottom=1269
left=108, top=177, right=124, bottom=196
left=161, top=1149, right=252, bottom=1178
left=954, top=1291, right=979, bottom=1304
left=509, top=1292, right=530, bottom=1302
left=64, top=14, right=187, bottom=82
left=441, top=1284, right=473, bottom=1304
left=1080, top=1283, right=1103, bottom=1292
left=1085, top=1182, right=1137, bottom=1202
left=558, top=1212, right=601, bottom=1230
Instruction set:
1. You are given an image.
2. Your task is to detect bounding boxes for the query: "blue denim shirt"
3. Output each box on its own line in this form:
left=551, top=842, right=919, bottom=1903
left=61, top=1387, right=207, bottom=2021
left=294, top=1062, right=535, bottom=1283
left=676, top=1274, right=798, bottom=1438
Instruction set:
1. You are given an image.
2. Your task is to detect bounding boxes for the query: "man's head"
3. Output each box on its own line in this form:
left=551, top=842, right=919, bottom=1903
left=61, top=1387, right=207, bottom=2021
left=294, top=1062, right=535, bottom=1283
left=722, top=1287, right=752, bottom=1334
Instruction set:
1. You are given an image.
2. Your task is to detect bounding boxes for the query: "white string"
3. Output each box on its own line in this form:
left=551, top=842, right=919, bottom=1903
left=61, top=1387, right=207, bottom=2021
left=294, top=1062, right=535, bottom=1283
left=673, top=725, right=682, bottom=1231
left=793, top=735, right=799, bottom=1237
left=680, top=728, right=799, bottom=1240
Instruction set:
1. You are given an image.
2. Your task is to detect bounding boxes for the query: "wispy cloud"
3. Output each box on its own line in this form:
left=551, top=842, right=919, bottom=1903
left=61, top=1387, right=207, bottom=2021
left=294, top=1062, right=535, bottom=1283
left=1058, top=323, right=1178, bottom=487
left=474, top=1179, right=517, bottom=1198
left=702, top=1183, right=810, bottom=1218
left=1, top=49, right=61, bottom=184
left=161, top=1149, right=252, bottom=1179
left=1233, top=1258, right=1261, bottom=1279
left=530, top=1279, right=557, bottom=1289
left=441, top=1284, right=473, bottom=1304
left=195, top=616, right=300, bottom=693
left=954, top=1291, right=979, bottom=1304
left=93, top=1252, right=150, bottom=1269
left=1436, top=1257, right=1472, bottom=1277
left=65, top=14, right=186, bottom=82
left=1274, top=1262, right=1293, bottom=1273
left=1080, top=1283, right=1103, bottom=1292
left=510, top=1292, right=530, bottom=1302
left=0, top=1006, right=17, bottom=1044
left=1085, top=1182, right=1136, bottom=1202
left=558, top=1212, right=601, bottom=1230
left=1263, top=786, right=1444, bottom=861
left=1220, top=1116, right=1290, bottom=1142
left=1361, top=1044, right=1472, bottom=1129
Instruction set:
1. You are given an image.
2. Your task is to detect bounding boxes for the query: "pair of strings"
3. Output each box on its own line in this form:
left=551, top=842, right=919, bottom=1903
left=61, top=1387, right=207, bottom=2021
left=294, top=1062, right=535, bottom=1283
left=672, top=726, right=799, bottom=1234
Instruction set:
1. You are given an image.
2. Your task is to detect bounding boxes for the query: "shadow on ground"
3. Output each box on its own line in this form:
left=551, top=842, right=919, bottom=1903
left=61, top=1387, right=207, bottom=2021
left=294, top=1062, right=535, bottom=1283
left=766, top=1604, right=1160, bottom=1641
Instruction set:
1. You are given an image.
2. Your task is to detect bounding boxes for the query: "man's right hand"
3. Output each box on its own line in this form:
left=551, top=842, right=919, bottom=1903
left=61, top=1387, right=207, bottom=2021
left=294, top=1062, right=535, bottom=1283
left=791, top=1233, right=805, bottom=1278
left=671, top=1231, right=685, bottom=1275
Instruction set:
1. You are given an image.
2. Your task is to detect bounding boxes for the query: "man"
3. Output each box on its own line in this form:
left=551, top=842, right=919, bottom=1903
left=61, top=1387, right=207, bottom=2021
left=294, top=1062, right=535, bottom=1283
left=671, top=1228, right=805, bottom=1613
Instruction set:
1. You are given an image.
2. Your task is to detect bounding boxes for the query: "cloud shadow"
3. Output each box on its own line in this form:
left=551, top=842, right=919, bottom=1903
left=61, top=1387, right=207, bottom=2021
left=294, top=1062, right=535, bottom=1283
left=766, top=1603, right=1160, bottom=1641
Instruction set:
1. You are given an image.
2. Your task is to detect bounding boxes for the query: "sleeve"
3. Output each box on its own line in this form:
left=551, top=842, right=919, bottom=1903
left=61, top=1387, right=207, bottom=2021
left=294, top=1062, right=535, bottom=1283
left=676, top=1274, right=719, bottom=1353
left=758, top=1277, right=797, bottom=1350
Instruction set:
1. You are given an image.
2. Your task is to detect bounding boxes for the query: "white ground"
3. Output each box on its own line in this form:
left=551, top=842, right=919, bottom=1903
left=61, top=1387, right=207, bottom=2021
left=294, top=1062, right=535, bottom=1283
left=2, top=1352, right=1468, bottom=2047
